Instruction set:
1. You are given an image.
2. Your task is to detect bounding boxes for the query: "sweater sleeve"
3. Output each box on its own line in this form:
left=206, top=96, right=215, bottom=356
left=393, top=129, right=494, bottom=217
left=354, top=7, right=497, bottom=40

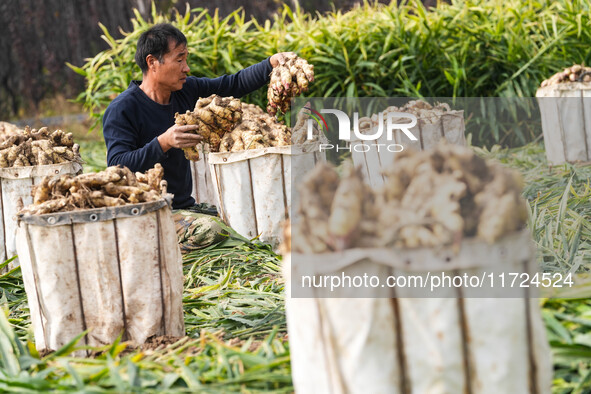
left=194, top=57, right=273, bottom=98
left=103, top=102, right=167, bottom=173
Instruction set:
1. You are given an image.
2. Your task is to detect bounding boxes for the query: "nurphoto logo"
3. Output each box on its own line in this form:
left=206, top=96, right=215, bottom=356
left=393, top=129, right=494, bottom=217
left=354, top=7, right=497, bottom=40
left=304, top=106, right=419, bottom=152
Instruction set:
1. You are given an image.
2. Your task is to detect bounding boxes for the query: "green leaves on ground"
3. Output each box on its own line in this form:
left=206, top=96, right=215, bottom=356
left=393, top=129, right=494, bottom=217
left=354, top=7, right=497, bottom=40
left=5, top=140, right=591, bottom=391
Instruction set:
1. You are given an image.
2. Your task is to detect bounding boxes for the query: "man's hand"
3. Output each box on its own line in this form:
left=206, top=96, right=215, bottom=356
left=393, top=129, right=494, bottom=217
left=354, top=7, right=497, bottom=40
left=270, top=52, right=296, bottom=68
left=158, top=124, right=203, bottom=152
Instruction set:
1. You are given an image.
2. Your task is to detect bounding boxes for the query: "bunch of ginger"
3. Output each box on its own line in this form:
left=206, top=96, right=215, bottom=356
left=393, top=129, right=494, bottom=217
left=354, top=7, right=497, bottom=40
left=174, top=94, right=242, bottom=160
left=292, top=144, right=528, bottom=253
left=540, top=64, right=591, bottom=87
left=267, top=54, right=314, bottom=116
left=20, top=164, right=166, bottom=215
left=219, top=103, right=291, bottom=152
left=0, top=126, right=81, bottom=168
left=179, top=101, right=322, bottom=155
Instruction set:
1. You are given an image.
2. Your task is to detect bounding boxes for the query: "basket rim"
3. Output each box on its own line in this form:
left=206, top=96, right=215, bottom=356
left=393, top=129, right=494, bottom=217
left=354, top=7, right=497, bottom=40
left=536, top=81, right=591, bottom=95
left=208, top=141, right=323, bottom=164
left=288, top=227, right=533, bottom=273
left=17, top=196, right=172, bottom=227
left=0, top=162, right=83, bottom=180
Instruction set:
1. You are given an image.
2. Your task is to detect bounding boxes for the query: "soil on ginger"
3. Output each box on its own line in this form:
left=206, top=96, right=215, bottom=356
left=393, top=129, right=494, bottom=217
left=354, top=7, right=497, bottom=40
left=141, top=335, right=186, bottom=351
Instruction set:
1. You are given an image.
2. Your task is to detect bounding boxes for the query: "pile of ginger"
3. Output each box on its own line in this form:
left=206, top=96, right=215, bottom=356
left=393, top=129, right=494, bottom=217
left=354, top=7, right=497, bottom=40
left=20, top=164, right=166, bottom=215
left=292, top=144, right=528, bottom=253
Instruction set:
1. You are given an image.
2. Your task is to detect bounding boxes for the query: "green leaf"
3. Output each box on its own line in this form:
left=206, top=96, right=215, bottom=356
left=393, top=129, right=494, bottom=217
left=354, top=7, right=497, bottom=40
left=543, top=310, right=573, bottom=344
left=65, top=62, right=88, bottom=77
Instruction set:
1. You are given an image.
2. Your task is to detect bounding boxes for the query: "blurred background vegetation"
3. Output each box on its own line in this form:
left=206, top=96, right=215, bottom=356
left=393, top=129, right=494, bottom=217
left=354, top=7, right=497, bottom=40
left=2, top=0, right=591, bottom=147
left=0, top=0, right=389, bottom=123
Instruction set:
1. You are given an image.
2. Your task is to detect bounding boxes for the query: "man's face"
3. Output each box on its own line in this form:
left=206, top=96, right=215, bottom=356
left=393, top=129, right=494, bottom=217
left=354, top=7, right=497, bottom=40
left=153, top=40, right=190, bottom=91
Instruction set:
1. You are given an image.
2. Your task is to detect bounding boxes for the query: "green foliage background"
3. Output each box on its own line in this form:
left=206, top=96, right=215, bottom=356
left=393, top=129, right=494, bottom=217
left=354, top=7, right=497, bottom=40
left=72, top=0, right=591, bottom=147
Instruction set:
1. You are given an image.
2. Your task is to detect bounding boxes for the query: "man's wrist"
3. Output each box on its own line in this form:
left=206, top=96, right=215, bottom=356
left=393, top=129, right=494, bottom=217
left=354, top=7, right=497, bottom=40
left=157, top=134, right=171, bottom=152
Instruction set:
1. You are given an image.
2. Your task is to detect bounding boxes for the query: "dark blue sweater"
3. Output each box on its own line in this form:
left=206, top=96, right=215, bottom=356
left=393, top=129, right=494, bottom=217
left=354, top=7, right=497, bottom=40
left=103, top=58, right=273, bottom=209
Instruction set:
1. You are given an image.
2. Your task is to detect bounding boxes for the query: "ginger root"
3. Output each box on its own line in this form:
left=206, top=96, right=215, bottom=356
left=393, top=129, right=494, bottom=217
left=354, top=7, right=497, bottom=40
left=219, top=103, right=322, bottom=152
left=0, top=125, right=81, bottom=168
left=267, top=54, right=314, bottom=116
left=20, top=164, right=166, bottom=215
left=292, top=144, right=528, bottom=253
left=541, top=64, right=591, bottom=87
left=174, top=95, right=242, bottom=161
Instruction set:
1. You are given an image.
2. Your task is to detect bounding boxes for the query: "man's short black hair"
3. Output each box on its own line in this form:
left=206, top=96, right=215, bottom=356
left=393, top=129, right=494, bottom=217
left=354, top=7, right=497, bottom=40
left=135, top=23, right=187, bottom=73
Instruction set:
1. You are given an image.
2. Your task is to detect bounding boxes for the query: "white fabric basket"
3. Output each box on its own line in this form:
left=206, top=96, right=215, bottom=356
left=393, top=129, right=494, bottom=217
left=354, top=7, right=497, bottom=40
left=189, top=146, right=218, bottom=206
left=0, top=162, right=82, bottom=268
left=536, top=83, right=591, bottom=164
left=284, top=229, right=552, bottom=394
left=16, top=200, right=185, bottom=355
left=209, top=143, right=325, bottom=246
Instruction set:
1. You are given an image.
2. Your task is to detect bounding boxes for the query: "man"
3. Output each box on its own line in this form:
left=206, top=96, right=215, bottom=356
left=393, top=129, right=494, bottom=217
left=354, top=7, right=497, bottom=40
left=103, top=23, right=290, bottom=249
